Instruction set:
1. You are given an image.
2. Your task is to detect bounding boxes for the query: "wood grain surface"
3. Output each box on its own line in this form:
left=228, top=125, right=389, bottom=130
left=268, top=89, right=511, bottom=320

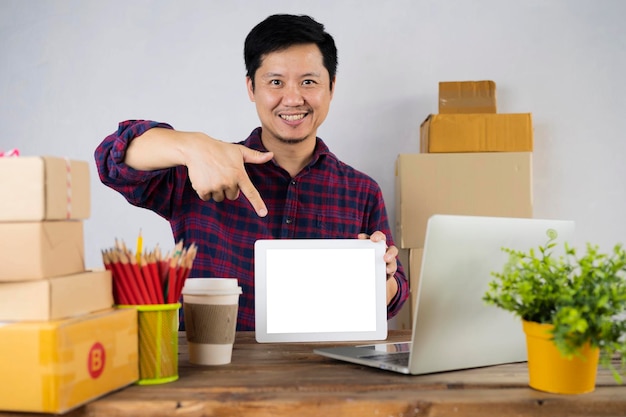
left=1, top=331, right=624, bottom=417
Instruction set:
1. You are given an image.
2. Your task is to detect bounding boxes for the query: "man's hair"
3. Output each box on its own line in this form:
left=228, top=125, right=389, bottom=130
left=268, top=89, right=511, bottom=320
left=244, top=14, right=338, bottom=90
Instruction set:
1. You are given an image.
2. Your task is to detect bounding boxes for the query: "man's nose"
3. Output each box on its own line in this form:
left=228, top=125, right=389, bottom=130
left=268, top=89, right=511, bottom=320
left=281, top=84, right=305, bottom=106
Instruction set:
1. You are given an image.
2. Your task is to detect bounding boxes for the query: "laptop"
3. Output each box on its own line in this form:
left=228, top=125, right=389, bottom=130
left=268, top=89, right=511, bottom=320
left=314, top=214, right=576, bottom=375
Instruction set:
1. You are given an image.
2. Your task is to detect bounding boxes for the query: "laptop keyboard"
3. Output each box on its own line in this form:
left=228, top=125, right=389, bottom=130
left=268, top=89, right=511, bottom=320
left=359, top=352, right=410, bottom=366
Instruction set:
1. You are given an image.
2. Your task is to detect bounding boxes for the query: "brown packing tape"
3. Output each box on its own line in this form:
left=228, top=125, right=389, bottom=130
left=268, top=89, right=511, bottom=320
left=438, top=80, right=497, bottom=114
left=420, top=113, right=533, bottom=153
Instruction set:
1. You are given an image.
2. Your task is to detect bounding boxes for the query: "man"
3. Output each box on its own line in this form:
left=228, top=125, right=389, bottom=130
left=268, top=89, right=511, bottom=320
left=95, top=14, right=409, bottom=330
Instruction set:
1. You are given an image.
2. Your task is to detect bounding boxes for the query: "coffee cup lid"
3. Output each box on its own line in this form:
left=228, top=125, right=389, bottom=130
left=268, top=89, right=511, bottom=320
left=182, top=278, right=242, bottom=295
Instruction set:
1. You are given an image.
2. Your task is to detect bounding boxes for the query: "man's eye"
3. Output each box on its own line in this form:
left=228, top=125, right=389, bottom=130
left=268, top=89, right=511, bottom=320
left=302, top=80, right=316, bottom=86
left=271, top=80, right=282, bottom=86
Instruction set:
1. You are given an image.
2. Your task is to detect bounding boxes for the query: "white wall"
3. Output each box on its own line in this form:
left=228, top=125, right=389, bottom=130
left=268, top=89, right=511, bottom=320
left=1, top=0, right=625, bottom=270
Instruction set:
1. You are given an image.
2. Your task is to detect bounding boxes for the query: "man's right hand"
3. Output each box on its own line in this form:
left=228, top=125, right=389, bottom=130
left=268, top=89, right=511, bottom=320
left=184, top=135, right=273, bottom=217
left=125, top=128, right=273, bottom=217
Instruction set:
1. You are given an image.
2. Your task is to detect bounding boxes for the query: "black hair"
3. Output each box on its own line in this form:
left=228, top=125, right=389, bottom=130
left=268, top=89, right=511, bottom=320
left=244, top=14, right=338, bottom=90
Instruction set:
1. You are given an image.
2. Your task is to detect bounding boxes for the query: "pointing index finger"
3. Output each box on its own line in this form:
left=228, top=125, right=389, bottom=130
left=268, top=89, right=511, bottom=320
left=238, top=175, right=268, bottom=217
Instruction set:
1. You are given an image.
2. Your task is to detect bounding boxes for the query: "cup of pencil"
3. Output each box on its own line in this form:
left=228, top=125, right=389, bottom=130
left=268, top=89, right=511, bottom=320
left=101, top=236, right=197, bottom=385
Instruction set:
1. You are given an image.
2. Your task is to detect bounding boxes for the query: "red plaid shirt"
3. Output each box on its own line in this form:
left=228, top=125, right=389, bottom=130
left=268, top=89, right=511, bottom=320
left=95, top=120, right=409, bottom=330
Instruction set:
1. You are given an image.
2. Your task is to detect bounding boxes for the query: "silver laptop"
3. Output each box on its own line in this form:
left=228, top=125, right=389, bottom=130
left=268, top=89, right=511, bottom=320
left=314, top=214, right=575, bottom=375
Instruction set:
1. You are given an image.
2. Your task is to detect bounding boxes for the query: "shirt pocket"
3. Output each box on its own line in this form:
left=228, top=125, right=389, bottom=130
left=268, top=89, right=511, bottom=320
left=315, top=213, right=361, bottom=238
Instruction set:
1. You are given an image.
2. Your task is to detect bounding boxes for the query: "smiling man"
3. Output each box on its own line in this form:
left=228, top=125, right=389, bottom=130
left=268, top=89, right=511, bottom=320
left=94, top=14, right=409, bottom=331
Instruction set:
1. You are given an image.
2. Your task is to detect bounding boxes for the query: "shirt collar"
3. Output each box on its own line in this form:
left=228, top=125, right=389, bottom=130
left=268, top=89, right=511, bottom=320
left=243, top=127, right=334, bottom=167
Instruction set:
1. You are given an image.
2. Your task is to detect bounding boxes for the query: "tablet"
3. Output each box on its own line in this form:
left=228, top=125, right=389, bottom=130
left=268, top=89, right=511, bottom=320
left=254, top=239, right=388, bottom=343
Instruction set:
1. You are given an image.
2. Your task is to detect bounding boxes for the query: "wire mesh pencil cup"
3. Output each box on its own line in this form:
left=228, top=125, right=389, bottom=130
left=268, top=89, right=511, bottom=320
left=103, top=238, right=197, bottom=384
left=119, top=303, right=181, bottom=385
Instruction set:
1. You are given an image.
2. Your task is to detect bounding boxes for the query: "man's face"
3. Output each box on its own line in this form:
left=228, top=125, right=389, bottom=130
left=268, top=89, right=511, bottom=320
left=246, top=43, right=335, bottom=146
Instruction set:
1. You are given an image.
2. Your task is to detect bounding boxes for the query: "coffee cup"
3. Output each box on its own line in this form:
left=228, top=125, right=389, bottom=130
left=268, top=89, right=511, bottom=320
left=181, top=278, right=242, bottom=365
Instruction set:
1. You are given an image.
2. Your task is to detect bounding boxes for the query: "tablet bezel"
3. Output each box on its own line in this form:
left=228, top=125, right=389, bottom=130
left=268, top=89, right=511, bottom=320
left=254, top=239, right=388, bottom=343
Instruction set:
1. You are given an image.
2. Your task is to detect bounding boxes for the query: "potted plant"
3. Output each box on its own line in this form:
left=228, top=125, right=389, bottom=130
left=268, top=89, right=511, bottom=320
left=483, top=232, right=626, bottom=394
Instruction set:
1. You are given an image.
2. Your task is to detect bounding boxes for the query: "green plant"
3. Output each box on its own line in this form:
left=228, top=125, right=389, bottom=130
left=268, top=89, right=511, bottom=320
left=483, top=235, right=626, bottom=383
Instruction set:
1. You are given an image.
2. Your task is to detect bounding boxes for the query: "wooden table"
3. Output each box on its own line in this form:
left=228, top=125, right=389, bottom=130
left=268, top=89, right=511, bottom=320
left=2, top=331, right=625, bottom=416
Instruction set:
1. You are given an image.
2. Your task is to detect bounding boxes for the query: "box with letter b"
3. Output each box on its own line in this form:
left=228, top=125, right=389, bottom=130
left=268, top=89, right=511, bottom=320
left=0, top=308, right=138, bottom=414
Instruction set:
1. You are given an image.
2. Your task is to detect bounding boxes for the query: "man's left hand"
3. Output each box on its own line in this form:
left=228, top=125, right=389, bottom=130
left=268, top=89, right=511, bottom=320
left=357, top=231, right=399, bottom=304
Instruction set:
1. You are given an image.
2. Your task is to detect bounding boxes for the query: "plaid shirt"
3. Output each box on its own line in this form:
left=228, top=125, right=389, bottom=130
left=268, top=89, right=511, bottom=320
left=95, top=120, right=409, bottom=330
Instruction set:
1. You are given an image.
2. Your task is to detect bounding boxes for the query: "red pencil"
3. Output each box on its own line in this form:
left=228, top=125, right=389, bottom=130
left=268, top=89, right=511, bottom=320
left=133, top=254, right=158, bottom=304
left=108, top=250, right=137, bottom=304
left=147, top=254, right=164, bottom=304
left=102, top=250, right=128, bottom=305
left=103, top=239, right=200, bottom=305
left=167, top=260, right=178, bottom=304
left=155, top=246, right=169, bottom=296
left=175, top=265, right=186, bottom=303
left=175, top=243, right=197, bottom=301
left=119, top=252, right=146, bottom=304
left=172, top=247, right=187, bottom=302
left=142, top=253, right=162, bottom=304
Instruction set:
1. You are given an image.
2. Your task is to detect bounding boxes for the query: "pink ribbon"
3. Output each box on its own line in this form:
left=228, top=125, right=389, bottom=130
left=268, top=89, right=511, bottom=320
left=0, top=149, right=19, bottom=157
left=65, top=157, right=72, bottom=219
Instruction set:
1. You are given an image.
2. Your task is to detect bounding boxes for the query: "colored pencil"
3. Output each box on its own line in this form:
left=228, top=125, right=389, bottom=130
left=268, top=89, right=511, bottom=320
left=101, top=236, right=197, bottom=305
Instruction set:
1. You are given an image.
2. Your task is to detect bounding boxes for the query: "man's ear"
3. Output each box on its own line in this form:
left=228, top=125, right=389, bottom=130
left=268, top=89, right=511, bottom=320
left=330, top=76, right=336, bottom=98
left=246, top=77, right=255, bottom=102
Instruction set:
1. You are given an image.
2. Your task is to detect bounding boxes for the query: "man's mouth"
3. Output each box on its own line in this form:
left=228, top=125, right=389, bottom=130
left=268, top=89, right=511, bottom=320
left=280, top=113, right=306, bottom=121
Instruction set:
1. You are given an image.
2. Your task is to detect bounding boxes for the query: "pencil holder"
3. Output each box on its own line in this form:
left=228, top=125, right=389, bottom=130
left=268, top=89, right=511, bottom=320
left=118, top=303, right=181, bottom=385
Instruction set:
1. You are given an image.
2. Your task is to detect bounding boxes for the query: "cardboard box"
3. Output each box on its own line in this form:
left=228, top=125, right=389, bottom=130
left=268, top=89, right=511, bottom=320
left=438, top=80, right=496, bottom=114
left=420, top=113, right=533, bottom=153
left=395, top=153, right=533, bottom=249
left=0, top=270, right=113, bottom=321
left=0, top=156, right=90, bottom=221
left=0, top=308, right=138, bottom=414
left=0, top=221, right=85, bottom=281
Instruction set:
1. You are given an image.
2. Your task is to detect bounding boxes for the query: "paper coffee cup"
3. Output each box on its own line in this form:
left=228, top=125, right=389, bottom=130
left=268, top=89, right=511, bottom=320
left=182, top=278, right=242, bottom=365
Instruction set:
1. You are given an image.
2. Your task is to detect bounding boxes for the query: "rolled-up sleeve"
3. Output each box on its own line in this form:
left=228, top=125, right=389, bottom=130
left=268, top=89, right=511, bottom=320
left=94, top=120, right=179, bottom=218
left=95, top=120, right=173, bottom=184
left=386, top=264, right=409, bottom=319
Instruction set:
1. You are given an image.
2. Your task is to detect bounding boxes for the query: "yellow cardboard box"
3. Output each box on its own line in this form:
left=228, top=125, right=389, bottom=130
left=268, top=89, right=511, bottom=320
left=0, top=220, right=85, bottom=281
left=0, top=308, right=138, bottom=414
left=0, top=270, right=113, bottom=321
left=0, top=156, right=90, bottom=221
left=395, top=153, right=533, bottom=249
left=438, top=80, right=497, bottom=114
left=420, top=113, right=533, bottom=153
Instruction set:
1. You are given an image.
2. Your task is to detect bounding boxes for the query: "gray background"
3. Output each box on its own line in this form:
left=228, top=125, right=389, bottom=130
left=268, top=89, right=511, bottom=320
left=1, top=0, right=625, bottom=272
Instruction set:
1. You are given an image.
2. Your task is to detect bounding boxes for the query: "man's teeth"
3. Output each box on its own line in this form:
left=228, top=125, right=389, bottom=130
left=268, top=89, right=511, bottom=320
left=280, top=114, right=305, bottom=121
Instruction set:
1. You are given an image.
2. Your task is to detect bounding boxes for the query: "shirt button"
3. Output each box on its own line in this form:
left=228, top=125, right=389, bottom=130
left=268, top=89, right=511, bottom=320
left=285, top=218, right=293, bottom=224
left=291, top=180, right=296, bottom=185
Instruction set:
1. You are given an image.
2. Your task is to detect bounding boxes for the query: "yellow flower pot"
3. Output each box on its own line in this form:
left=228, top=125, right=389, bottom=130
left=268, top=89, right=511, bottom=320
left=523, top=320, right=599, bottom=394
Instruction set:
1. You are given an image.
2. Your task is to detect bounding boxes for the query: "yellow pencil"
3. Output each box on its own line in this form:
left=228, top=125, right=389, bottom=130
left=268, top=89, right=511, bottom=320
left=136, top=229, right=143, bottom=265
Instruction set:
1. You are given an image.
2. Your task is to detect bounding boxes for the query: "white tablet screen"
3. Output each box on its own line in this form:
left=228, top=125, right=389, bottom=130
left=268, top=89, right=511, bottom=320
left=254, top=239, right=388, bottom=343
left=266, top=248, right=376, bottom=333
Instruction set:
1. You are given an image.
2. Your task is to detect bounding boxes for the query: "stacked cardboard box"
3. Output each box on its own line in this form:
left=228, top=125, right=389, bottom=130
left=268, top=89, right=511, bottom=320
left=395, top=81, right=534, bottom=318
left=420, top=80, right=533, bottom=153
left=0, top=156, right=138, bottom=414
